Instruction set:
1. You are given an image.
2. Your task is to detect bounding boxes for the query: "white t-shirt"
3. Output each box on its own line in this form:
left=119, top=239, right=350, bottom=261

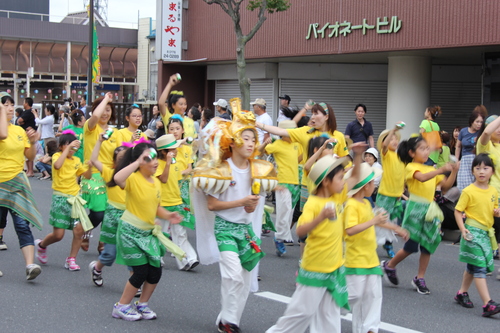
left=35, top=115, right=55, bottom=139
left=256, top=112, right=273, bottom=144
left=276, top=110, right=292, bottom=124
left=209, top=158, right=254, bottom=224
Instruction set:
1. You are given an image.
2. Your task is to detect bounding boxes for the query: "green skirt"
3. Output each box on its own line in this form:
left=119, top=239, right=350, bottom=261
left=297, top=266, right=350, bottom=311
left=401, top=199, right=441, bottom=254
left=115, top=220, right=166, bottom=267
left=300, top=184, right=309, bottom=211
left=49, top=194, right=78, bottom=230
left=459, top=225, right=494, bottom=273
left=81, top=173, right=107, bottom=212
left=214, top=216, right=265, bottom=271
left=165, top=203, right=195, bottom=230
left=376, top=193, right=404, bottom=221
left=100, top=204, right=123, bottom=244
left=179, top=178, right=190, bottom=206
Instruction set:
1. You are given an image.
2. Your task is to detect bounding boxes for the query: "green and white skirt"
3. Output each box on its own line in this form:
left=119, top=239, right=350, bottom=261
left=100, top=203, right=124, bottom=245
left=115, top=219, right=166, bottom=267
left=179, top=178, right=190, bottom=206
left=376, top=193, right=404, bottom=221
left=165, top=203, right=195, bottom=230
left=81, top=173, right=107, bottom=212
left=297, top=266, right=350, bottom=311
left=214, top=216, right=265, bottom=271
left=401, top=199, right=442, bottom=254
left=49, top=194, right=78, bottom=230
left=459, top=225, right=494, bottom=273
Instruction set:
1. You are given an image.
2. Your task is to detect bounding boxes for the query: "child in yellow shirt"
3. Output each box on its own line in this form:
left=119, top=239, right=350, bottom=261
left=267, top=144, right=365, bottom=333
left=35, top=131, right=90, bottom=271
left=453, top=153, right=500, bottom=317
left=344, top=163, right=408, bottom=333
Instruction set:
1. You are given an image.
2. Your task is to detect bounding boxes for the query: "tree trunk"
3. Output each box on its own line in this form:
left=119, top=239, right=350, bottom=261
left=236, top=38, right=250, bottom=110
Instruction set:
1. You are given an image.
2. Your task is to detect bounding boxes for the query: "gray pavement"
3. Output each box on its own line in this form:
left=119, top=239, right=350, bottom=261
left=2, top=178, right=500, bottom=332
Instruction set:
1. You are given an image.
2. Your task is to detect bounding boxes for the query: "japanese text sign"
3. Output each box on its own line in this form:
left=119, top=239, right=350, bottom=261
left=306, top=16, right=402, bottom=39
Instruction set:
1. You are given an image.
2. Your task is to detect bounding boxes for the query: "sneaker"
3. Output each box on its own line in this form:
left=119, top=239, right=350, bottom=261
left=35, top=239, right=47, bottom=264
left=455, top=291, right=474, bottom=308
left=383, top=243, right=395, bottom=258
left=382, top=260, right=398, bottom=286
left=134, top=301, right=157, bottom=320
left=218, top=321, right=241, bottom=333
left=64, top=257, right=80, bottom=271
left=0, top=270, right=3, bottom=277
left=188, top=260, right=199, bottom=271
left=482, top=300, right=500, bottom=317
left=26, top=264, right=42, bottom=281
left=284, top=240, right=295, bottom=246
left=0, top=235, right=7, bottom=250
left=412, top=276, right=430, bottom=295
left=274, top=238, right=286, bottom=257
left=89, top=260, right=103, bottom=287
left=497, top=268, right=500, bottom=280
left=112, top=303, right=142, bottom=321
left=135, top=287, right=142, bottom=297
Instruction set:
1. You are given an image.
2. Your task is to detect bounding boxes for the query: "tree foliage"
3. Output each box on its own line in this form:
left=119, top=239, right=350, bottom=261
left=202, top=0, right=290, bottom=109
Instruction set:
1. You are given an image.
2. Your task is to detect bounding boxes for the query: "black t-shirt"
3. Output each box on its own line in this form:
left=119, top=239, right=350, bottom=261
left=20, top=109, right=37, bottom=130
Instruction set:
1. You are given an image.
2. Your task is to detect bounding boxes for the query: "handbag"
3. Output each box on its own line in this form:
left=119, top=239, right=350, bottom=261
left=422, top=120, right=442, bottom=149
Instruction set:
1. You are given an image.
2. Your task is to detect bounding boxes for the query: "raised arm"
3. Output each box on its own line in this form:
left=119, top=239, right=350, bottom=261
left=158, top=74, right=181, bottom=118
left=114, top=150, right=150, bottom=189
left=87, top=92, right=113, bottom=131
left=480, top=115, right=500, bottom=145
left=346, top=142, right=367, bottom=192
left=90, top=134, right=104, bottom=173
left=255, top=122, right=289, bottom=137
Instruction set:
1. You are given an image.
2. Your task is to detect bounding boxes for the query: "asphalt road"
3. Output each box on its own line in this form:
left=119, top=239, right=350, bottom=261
left=2, top=178, right=500, bottom=332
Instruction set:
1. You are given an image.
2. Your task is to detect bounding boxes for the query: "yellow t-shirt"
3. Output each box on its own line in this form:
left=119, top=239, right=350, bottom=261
left=455, top=184, right=498, bottom=229
left=344, top=198, right=379, bottom=269
left=287, top=126, right=348, bottom=160
left=155, top=159, right=182, bottom=206
left=102, top=165, right=125, bottom=205
left=117, top=128, right=147, bottom=145
left=405, top=162, right=445, bottom=201
left=51, top=152, right=87, bottom=196
left=161, top=112, right=172, bottom=131
left=124, top=171, right=161, bottom=225
left=476, top=141, right=500, bottom=193
left=0, top=124, right=30, bottom=182
left=378, top=149, right=405, bottom=198
left=265, top=139, right=300, bottom=185
left=83, top=122, right=118, bottom=171
left=298, top=185, right=348, bottom=273
left=183, top=116, right=197, bottom=139
left=176, top=145, right=193, bottom=179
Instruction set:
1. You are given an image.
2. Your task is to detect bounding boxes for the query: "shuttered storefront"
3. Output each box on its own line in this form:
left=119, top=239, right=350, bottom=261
left=429, top=82, right=482, bottom=133
left=215, top=79, right=276, bottom=120
left=280, top=79, right=388, bottom=141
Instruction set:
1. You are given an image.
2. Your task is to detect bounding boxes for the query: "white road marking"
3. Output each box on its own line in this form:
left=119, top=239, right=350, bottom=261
left=255, top=291, right=424, bottom=333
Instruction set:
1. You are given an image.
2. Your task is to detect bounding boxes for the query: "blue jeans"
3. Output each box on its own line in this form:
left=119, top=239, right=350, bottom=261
left=35, top=161, right=52, bottom=175
left=0, top=207, right=34, bottom=248
left=98, top=243, right=133, bottom=271
left=466, top=263, right=487, bottom=279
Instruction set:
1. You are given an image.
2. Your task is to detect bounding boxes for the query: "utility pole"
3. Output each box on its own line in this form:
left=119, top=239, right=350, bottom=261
left=87, top=0, right=94, bottom=105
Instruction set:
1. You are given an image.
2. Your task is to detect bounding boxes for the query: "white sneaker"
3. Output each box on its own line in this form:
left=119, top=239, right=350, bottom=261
left=26, top=264, right=42, bottom=280
left=112, top=303, right=141, bottom=321
left=134, top=301, right=157, bottom=320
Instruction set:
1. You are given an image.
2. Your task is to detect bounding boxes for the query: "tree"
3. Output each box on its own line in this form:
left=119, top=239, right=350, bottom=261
left=202, top=0, right=290, bottom=109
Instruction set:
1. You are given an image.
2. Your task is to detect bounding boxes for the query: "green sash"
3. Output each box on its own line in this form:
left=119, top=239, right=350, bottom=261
left=53, top=190, right=93, bottom=232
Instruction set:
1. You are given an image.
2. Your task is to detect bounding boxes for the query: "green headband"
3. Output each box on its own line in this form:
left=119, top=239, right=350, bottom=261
left=317, top=102, right=328, bottom=110
left=157, top=140, right=178, bottom=150
left=351, top=171, right=375, bottom=191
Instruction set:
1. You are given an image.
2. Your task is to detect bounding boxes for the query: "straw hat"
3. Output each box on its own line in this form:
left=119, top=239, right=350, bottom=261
left=308, top=155, right=349, bottom=195
left=344, top=162, right=383, bottom=196
left=377, top=129, right=401, bottom=152
left=156, top=134, right=181, bottom=150
left=363, top=147, right=379, bottom=161
left=278, top=120, right=297, bottom=129
left=144, top=129, right=155, bottom=139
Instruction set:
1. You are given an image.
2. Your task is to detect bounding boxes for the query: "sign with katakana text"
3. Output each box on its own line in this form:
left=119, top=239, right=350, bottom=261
left=306, top=16, right=402, bottom=40
left=160, top=0, right=183, bottom=61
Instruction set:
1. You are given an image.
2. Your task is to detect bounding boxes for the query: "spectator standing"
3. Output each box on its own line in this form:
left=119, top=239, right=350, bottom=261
left=213, top=99, right=231, bottom=120
left=345, top=104, right=374, bottom=147
left=456, top=110, right=484, bottom=190
left=277, top=95, right=292, bottom=123
left=251, top=98, right=272, bottom=144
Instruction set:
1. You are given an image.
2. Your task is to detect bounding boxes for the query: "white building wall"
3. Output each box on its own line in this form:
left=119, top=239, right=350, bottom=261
left=137, top=17, right=151, bottom=101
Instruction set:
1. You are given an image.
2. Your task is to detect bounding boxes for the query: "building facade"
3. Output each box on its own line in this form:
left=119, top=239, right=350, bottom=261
left=156, top=0, right=500, bottom=137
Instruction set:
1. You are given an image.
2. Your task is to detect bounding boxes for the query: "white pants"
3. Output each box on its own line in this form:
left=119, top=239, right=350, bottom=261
left=250, top=196, right=265, bottom=293
left=162, top=219, right=198, bottom=270
left=216, top=251, right=252, bottom=326
left=266, top=284, right=341, bottom=333
left=275, top=187, right=293, bottom=241
left=346, top=274, right=382, bottom=333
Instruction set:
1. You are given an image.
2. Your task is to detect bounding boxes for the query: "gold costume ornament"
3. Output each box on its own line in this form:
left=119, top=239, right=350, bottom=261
left=192, top=98, right=278, bottom=194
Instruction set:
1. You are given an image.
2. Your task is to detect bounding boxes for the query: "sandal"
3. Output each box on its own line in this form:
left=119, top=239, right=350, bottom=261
left=40, top=176, right=51, bottom=180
